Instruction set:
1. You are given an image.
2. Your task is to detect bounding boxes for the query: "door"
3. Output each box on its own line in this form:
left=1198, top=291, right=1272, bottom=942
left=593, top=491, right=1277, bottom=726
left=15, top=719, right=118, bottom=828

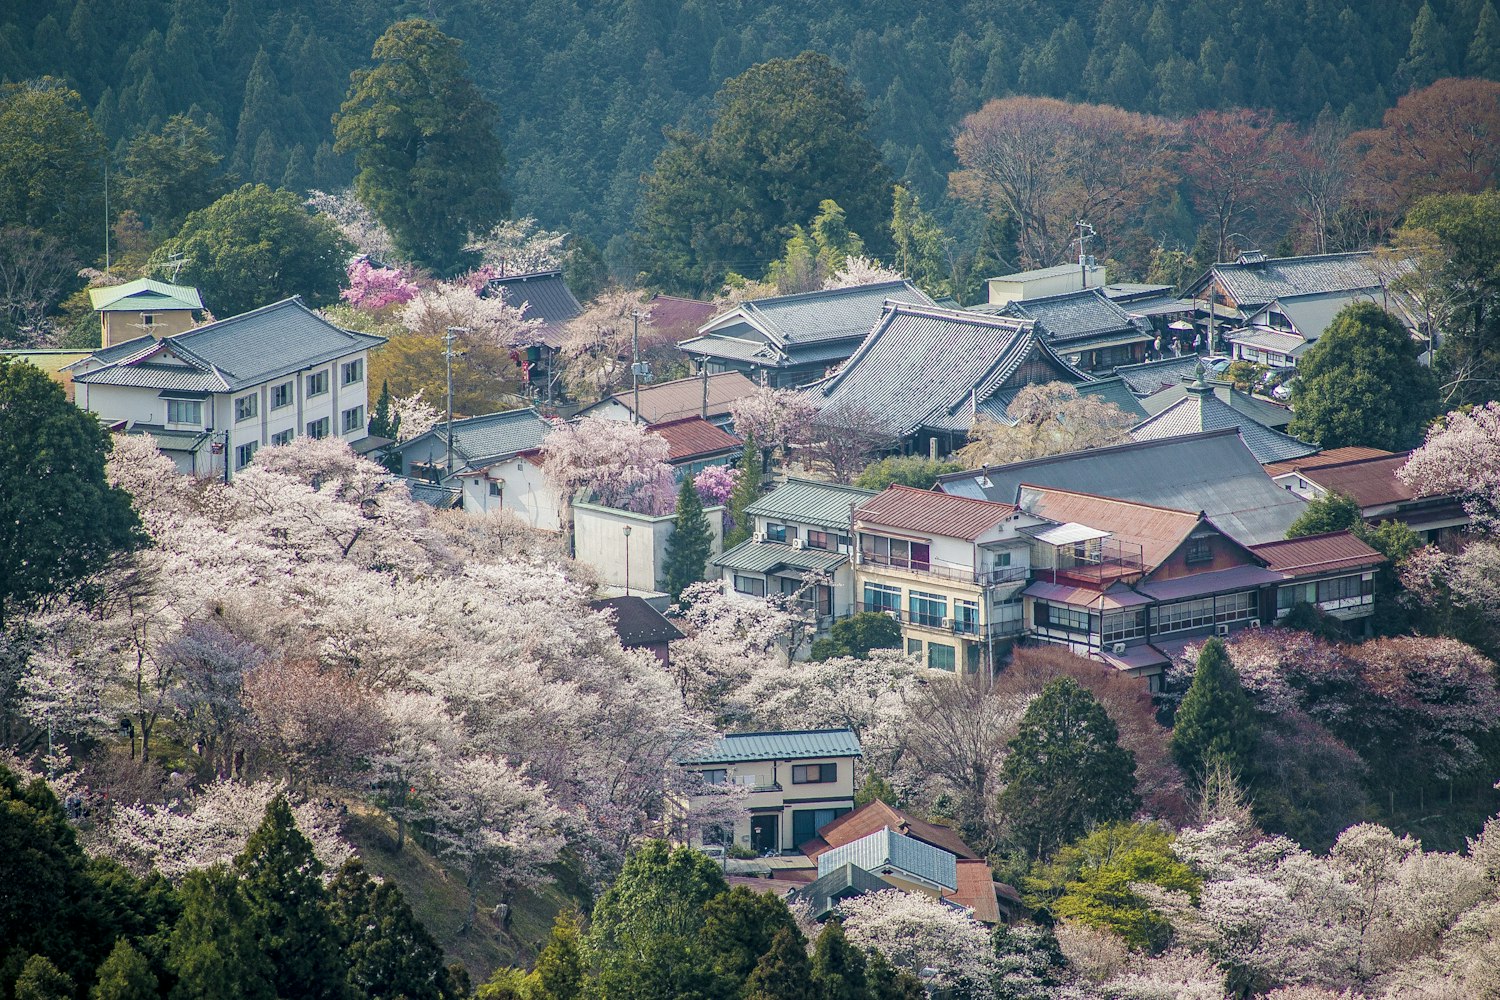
left=750, top=814, right=779, bottom=855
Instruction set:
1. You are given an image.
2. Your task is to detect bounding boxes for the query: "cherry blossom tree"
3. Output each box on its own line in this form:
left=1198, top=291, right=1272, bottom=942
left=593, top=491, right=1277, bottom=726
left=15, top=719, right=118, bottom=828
left=558, top=289, right=659, bottom=404
left=465, top=216, right=567, bottom=275
left=161, top=620, right=265, bottom=779
left=341, top=258, right=419, bottom=311
left=728, top=386, right=818, bottom=460
left=539, top=416, right=676, bottom=516
left=306, top=188, right=400, bottom=263
left=400, top=281, right=543, bottom=349
left=824, top=255, right=904, bottom=289
left=390, top=389, right=441, bottom=443
left=837, top=889, right=998, bottom=999
left=692, top=465, right=739, bottom=506
left=670, top=580, right=802, bottom=714
left=1399, top=402, right=1500, bottom=531
left=242, top=658, right=383, bottom=790
left=959, top=382, right=1135, bottom=467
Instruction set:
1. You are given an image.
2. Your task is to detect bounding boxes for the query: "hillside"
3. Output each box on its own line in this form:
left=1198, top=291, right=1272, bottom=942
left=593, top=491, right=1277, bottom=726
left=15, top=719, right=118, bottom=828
left=3, top=0, right=1493, bottom=261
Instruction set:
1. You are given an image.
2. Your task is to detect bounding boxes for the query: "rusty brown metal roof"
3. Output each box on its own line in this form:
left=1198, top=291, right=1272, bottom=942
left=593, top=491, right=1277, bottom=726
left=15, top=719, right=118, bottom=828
left=1262, top=446, right=1395, bottom=479
left=1249, top=530, right=1385, bottom=575
left=1018, top=485, right=1201, bottom=571
left=855, top=485, right=1015, bottom=540
left=1297, top=453, right=1416, bottom=508
left=648, top=415, right=743, bottom=463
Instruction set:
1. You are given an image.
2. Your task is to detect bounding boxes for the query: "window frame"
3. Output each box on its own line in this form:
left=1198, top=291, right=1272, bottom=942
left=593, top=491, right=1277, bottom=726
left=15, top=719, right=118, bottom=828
left=305, top=416, right=330, bottom=440
left=791, top=763, right=837, bottom=784
left=927, top=642, right=956, bottom=671
left=271, top=381, right=293, bottom=410
left=733, top=574, right=766, bottom=598
left=234, top=393, right=258, bottom=422
left=306, top=370, right=329, bottom=397
left=165, top=398, right=202, bottom=426
left=271, top=429, right=294, bottom=446
left=341, top=405, right=364, bottom=433
left=341, top=359, right=364, bottom=386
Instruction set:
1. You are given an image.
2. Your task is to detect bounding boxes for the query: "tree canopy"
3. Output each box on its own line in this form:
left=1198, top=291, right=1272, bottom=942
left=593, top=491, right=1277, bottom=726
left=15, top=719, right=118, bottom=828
left=0, top=79, right=105, bottom=259
left=1169, top=638, right=1259, bottom=786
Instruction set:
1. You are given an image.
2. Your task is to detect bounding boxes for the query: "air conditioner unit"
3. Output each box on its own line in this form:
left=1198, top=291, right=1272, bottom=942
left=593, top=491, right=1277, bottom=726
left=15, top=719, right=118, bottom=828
left=884, top=610, right=899, bottom=621
left=791, top=538, right=807, bottom=550
left=1111, top=642, right=1127, bottom=655
left=1216, top=624, right=1231, bottom=637
left=753, top=530, right=767, bottom=543
left=1248, top=618, right=1261, bottom=629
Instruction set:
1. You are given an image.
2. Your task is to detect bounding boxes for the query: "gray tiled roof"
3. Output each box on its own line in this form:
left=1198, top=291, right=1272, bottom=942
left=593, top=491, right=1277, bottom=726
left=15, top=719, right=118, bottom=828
left=817, top=829, right=958, bottom=891
left=1112, top=356, right=1206, bottom=395
left=402, top=479, right=462, bottom=509
left=997, top=288, right=1151, bottom=345
left=713, top=539, right=849, bottom=575
left=1194, top=252, right=1391, bottom=310
left=737, top=280, right=933, bottom=346
left=680, top=728, right=862, bottom=765
left=487, top=270, right=583, bottom=326
left=935, top=428, right=1307, bottom=545
left=1130, top=386, right=1319, bottom=464
left=935, top=375, right=1146, bottom=434
left=83, top=361, right=224, bottom=393
left=73, top=299, right=385, bottom=393
left=744, top=478, right=876, bottom=530
left=1140, top=382, right=1292, bottom=429
left=399, top=408, right=550, bottom=471
left=814, top=304, right=1088, bottom=438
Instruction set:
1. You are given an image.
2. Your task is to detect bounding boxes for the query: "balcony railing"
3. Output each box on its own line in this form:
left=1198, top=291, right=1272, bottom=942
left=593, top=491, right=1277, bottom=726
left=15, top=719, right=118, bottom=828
left=857, top=552, right=1028, bottom=586
left=855, top=603, right=1024, bottom=638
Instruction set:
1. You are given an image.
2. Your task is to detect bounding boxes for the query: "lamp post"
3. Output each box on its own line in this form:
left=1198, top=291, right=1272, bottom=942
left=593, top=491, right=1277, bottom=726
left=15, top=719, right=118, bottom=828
left=444, top=326, right=468, bottom=477
left=623, top=525, right=633, bottom=596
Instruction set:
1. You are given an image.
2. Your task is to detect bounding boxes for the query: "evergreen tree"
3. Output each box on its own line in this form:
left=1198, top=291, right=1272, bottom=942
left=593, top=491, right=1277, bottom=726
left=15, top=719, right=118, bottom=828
left=809, top=612, right=903, bottom=661
left=120, top=113, right=229, bottom=234
left=996, top=678, right=1140, bottom=859
left=725, top=432, right=764, bottom=547
left=1287, top=302, right=1439, bottom=451
left=0, top=78, right=106, bottom=259
left=167, top=866, right=274, bottom=1000
left=0, top=356, right=141, bottom=629
left=14, top=956, right=73, bottom=1000
left=864, top=951, right=924, bottom=1000
left=335, top=19, right=509, bottom=274
left=369, top=380, right=398, bottom=439
left=889, top=185, right=952, bottom=300
left=697, top=887, right=801, bottom=987
left=234, top=797, right=347, bottom=1000
left=744, top=928, right=814, bottom=1000
left=586, top=841, right=727, bottom=972
left=663, top=474, right=713, bottom=604
left=810, top=920, right=867, bottom=1000
left=1468, top=1, right=1500, bottom=78
left=532, top=913, right=586, bottom=1000
left=1286, top=491, right=1363, bottom=538
left=328, top=860, right=463, bottom=1000
left=853, top=772, right=900, bottom=808
left=1398, top=2, right=1448, bottom=91
left=1170, top=638, right=1259, bottom=787
left=90, top=940, right=157, bottom=1000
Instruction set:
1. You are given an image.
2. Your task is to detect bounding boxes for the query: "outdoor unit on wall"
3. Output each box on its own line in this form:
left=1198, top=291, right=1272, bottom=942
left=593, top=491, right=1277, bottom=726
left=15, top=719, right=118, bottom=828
left=1248, top=619, right=1261, bottom=629
left=884, top=610, right=899, bottom=621
left=792, top=538, right=807, bottom=549
left=1216, top=624, right=1231, bottom=637
left=1111, top=642, right=1127, bottom=655
left=753, top=530, right=767, bottom=543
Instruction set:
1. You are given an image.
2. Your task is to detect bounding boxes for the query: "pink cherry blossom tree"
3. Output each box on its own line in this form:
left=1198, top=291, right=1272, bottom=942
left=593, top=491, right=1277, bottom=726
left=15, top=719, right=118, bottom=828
left=693, top=465, right=739, bottom=506
left=728, top=385, right=818, bottom=459
left=539, top=416, right=676, bottom=516
left=341, top=258, right=419, bottom=311
left=1399, top=401, right=1500, bottom=531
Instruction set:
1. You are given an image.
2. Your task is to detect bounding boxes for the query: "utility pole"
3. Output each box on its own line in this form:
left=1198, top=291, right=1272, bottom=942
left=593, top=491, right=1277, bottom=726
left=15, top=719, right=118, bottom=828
left=445, top=326, right=467, bottom=477
left=1076, top=220, right=1096, bottom=289
left=630, top=310, right=644, bottom=424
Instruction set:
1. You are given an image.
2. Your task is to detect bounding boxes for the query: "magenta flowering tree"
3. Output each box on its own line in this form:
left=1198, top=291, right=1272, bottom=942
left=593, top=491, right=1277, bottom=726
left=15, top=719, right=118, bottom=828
left=341, top=258, right=419, bottom=311
left=693, top=465, right=739, bottom=506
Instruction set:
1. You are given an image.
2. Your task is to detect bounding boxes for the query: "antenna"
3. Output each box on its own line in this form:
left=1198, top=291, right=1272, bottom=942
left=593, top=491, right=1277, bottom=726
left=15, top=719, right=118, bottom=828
left=160, top=253, right=188, bottom=282
left=1076, top=221, right=1096, bottom=289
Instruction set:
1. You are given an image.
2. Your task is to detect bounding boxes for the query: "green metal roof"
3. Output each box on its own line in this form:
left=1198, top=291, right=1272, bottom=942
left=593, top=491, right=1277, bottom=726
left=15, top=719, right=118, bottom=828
left=713, top=539, right=848, bottom=575
left=744, top=478, right=877, bottom=530
left=89, top=278, right=204, bottom=312
left=817, top=829, right=958, bottom=891
left=680, top=728, right=861, bottom=765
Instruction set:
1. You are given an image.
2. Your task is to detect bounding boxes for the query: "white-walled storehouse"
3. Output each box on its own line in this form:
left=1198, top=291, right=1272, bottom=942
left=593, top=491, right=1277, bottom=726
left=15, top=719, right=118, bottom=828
left=69, top=298, right=385, bottom=478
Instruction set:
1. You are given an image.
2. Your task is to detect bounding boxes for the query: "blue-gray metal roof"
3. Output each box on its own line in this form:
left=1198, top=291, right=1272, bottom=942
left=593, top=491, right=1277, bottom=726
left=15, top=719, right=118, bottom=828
left=680, top=729, right=862, bottom=765
left=713, top=539, right=849, bottom=575
left=1258, top=290, right=1372, bottom=341
left=1130, top=387, right=1319, bottom=465
left=744, top=478, right=876, bottom=530
left=814, top=304, right=1090, bottom=438
left=737, top=280, right=933, bottom=346
left=487, top=270, right=583, bottom=326
left=788, top=863, right=891, bottom=919
left=73, top=298, right=386, bottom=393
left=89, top=278, right=204, bottom=312
left=398, top=408, right=550, bottom=470
left=936, top=428, right=1307, bottom=545
left=817, top=829, right=958, bottom=891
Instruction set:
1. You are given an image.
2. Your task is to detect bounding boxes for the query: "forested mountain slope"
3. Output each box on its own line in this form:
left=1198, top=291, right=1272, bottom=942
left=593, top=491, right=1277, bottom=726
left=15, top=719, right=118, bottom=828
left=3, top=0, right=1494, bottom=257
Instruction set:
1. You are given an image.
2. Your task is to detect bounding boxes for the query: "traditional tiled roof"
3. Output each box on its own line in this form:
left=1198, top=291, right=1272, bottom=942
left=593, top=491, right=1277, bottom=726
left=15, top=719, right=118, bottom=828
left=813, top=303, right=1089, bottom=438
left=1262, top=447, right=1395, bottom=479
left=72, top=298, right=385, bottom=394
left=713, top=540, right=848, bottom=575
left=400, top=408, right=550, bottom=472
left=1255, top=290, right=1380, bottom=341
left=856, top=485, right=1016, bottom=541
left=1224, top=328, right=1312, bottom=358
left=402, top=479, right=462, bottom=509
left=680, top=729, right=862, bottom=765
left=936, top=429, right=1308, bottom=545
left=817, top=829, right=958, bottom=892
left=744, top=478, right=877, bottom=531
left=726, top=280, right=933, bottom=347
left=648, top=415, right=743, bottom=464
left=589, top=371, right=759, bottom=423
left=803, top=801, right=979, bottom=860
left=996, top=288, right=1151, bottom=346
left=89, top=278, right=203, bottom=312
left=1133, top=564, right=1284, bottom=601
left=952, top=374, right=1147, bottom=433
left=1016, top=485, right=1201, bottom=571
left=589, top=596, right=685, bottom=646
left=1249, top=531, right=1385, bottom=576
left=1112, top=356, right=1207, bottom=395
left=1130, top=383, right=1318, bottom=464
left=1191, top=252, right=1391, bottom=310
left=1140, top=381, right=1292, bottom=429
left=487, top=270, right=582, bottom=326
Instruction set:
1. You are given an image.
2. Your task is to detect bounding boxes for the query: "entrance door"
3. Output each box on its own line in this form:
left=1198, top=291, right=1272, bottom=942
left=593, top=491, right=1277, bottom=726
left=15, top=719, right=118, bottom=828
left=750, top=814, right=779, bottom=855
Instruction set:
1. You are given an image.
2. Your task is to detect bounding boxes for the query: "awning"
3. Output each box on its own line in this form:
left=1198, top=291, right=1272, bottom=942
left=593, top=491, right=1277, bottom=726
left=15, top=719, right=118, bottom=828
left=1023, top=581, right=1152, bottom=609
left=1133, top=565, right=1284, bottom=602
left=1022, top=522, right=1111, bottom=546
left=1101, top=644, right=1171, bottom=672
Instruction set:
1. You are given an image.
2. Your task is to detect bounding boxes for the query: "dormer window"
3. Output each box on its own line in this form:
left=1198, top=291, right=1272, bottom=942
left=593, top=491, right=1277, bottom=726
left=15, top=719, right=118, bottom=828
left=1186, top=536, right=1213, bottom=564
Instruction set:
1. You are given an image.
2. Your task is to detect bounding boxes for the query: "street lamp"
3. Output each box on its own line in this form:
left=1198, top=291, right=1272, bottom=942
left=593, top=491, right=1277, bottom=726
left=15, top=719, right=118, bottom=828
left=623, top=525, right=633, bottom=596
left=444, top=326, right=468, bottom=477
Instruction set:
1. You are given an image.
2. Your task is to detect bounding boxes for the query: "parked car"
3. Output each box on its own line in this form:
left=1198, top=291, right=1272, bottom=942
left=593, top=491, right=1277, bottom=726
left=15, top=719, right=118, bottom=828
left=1202, top=355, right=1233, bottom=374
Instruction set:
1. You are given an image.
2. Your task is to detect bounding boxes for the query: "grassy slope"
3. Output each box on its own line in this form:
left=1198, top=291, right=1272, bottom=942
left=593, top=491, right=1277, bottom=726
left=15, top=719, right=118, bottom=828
left=342, top=805, right=584, bottom=983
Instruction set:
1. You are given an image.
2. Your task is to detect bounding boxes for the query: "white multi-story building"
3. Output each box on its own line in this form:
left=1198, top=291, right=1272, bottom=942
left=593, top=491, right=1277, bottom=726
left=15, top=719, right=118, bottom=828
left=68, top=297, right=385, bottom=478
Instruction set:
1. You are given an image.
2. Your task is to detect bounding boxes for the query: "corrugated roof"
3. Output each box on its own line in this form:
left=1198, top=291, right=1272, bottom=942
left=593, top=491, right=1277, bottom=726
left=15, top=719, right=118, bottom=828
left=1262, top=447, right=1395, bottom=479
left=648, top=416, right=743, bottom=464
left=1298, top=453, right=1416, bottom=508
left=1262, top=290, right=1376, bottom=341
left=735, top=280, right=933, bottom=346
left=990, top=263, right=1093, bottom=282
left=73, top=298, right=385, bottom=393
left=1140, top=382, right=1292, bottom=429
left=1196, top=252, right=1392, bottom=309
left=589, top=596, right=686, bottom=646
left=817, top=829, right=958, bottom=891
left=1130, top=385, right=1319, bottom=464
left=89, top=278, right=204, bottom=312
left=1249, top=531, right=1385, bottom=575
left=1225, top=328, right=1309, bottom=357
left=999, top=288, right=1151, bottom=344
left=1133, top=564, right=1284, bottom=601
left=714, top=539, right=848, bottom=575
left=486, top=270, right=582, bottom=327
left=803, top=801, right=980, bottom=860
left=744, top=478, right=877, bottom=530
left=1112, top=356, right=1206, bottom=395
left=856, top=485, right=1016, bottom=541
left=591, top=371, right=759, bottom=423
left=787, top=863, right=891, bottom=920
left=400, top=408, right=550, bottom=471
left=1023, top=580, right=1154, bottom=609
left=680, top=728, right=862, bottom=765
left=1018, top=485, right=1200, bottom=570
left=814, top=303, right=1089, bottom=438
left=935, top=429, right=1308, bottom=545
left=950, top=859, right=1002, bottom=923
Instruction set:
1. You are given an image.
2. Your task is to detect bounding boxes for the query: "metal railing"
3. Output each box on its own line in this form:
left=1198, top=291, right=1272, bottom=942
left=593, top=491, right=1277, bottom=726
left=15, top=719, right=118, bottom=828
left=854, top=603, right=1024, bottom=638
left=857, top=552, right=1029, bottom=586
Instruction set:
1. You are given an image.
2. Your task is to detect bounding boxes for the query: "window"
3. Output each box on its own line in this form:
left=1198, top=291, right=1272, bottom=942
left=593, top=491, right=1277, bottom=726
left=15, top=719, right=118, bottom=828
left=766, top=523, right=796, bottom=544
left=271, top=382, right=293, bottom=409
left=341, top=359, right=364, bottom=385
left=906, top=638, right=924, bottom=656
left=1316, top=575, right=1368, bottom=603
left=734, top=575, right=766, bottom=597
left=141, top=313, right=154, bottom=326
left=234, top=393, right=258, bottom=422
left=488, top=481, right=502, bottom=498
left=306, top=417, right=330, bottom=440
left=860, top=534, right=931, bottom=571
left=271, top=429, right=294, bottom=446
left=1102, top=609, right=1148, bottom=643
left=1036, top=602, right=1095, bottom=634
left=1152, top=591, right=1258, bottom=634
left=791, top=763, right=837, bottom=784
left=927, top=642, right=956, bottom=671
left=1185, top=536, right=1213, bottom=564
left=306, top=371, right=329, bottom=397
left=807, top=530, right=830, bottom=550
left=791, top=807, right=851, bottom=846
left=995, top=551, right=1012, bottom=566
left=908, top=590, right=947, bottom=628
left=863, top=582, right=901, bottom=613
left=700, top=769, right=728, bottom=785
left=165, top=398, right=202, bottom=425
left=234, top=442, right=257, bottom=470
left=955, top=599, right=980, bottom=635
left=341, top=405, right=365, bottom=433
